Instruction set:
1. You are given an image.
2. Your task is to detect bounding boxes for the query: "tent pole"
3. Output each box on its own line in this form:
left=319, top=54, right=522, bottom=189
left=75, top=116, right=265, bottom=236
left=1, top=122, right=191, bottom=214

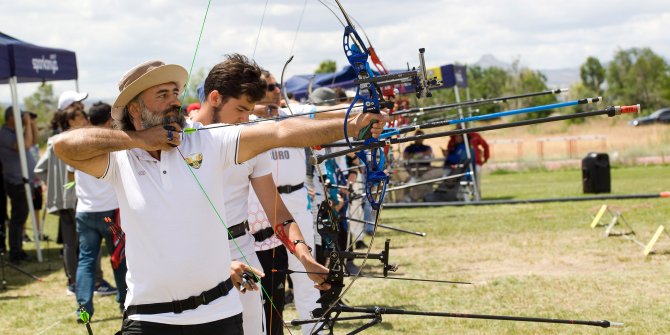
left=8, top=77, right=43, bottom=262
left=75, top=79, right=80, bottom=92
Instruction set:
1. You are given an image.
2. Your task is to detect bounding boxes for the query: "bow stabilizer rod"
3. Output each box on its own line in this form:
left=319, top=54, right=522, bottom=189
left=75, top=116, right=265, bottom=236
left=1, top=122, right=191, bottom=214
left=393, top=88, right=569, bottom=116
left=313, top=104, right=640, bottom=164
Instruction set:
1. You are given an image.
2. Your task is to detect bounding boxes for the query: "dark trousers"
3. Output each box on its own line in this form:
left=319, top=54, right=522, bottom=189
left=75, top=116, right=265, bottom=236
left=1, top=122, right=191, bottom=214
left=256, top=246, right=288, bottom=335
left=57, top=209, right=78, bottom=285
left=5, top=183, right=28, bottom=256
left=117, top=313, right=243, bottom=335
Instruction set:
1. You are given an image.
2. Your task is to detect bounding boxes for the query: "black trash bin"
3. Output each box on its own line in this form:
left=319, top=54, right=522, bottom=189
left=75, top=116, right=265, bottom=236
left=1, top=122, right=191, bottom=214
left=582, top=152, right=611, bottom=193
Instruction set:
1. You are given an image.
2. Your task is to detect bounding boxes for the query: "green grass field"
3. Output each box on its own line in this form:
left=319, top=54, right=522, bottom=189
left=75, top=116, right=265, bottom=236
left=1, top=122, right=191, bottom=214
left=1, top=164, right=669, bottom=334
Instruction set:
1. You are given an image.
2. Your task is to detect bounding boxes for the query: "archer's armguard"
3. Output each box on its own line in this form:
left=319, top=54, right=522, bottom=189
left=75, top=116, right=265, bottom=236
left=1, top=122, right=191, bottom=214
left=274, top=219, right=296, bottom=254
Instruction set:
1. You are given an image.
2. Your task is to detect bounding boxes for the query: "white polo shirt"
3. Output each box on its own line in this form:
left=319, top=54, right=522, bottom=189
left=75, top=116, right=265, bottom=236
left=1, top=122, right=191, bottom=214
left=248, top=105, right=313, bottom=250
left=222, top=154, right=272, bottom=226
left=223, top=151, right=272, bottom=260
left=75, top=169, right=118, bottom=212
left=102, top=121, right=243, bottom=325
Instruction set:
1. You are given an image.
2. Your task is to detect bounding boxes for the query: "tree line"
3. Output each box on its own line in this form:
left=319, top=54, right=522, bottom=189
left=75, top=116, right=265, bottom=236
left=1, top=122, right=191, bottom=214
left=412, top=47, right=670, bottom=122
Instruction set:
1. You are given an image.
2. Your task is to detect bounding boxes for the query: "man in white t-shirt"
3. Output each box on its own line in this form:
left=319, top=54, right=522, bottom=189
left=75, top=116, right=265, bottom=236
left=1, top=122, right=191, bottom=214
left=73, top=102, right=127, bottom=320
left=249, top=74, right=366, bottom=335
left=53, top=59, right=387, bottom=335
left=192, top=55, right=329, bottom=335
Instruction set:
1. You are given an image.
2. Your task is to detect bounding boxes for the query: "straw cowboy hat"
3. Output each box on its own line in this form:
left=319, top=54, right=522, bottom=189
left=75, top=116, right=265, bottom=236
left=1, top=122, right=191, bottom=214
left=112, top=60, right=188, bottom=120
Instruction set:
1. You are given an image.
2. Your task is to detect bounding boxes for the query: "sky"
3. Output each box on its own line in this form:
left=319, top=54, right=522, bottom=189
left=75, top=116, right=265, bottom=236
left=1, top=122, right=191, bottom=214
left=1, top=0, right=669, bottom=104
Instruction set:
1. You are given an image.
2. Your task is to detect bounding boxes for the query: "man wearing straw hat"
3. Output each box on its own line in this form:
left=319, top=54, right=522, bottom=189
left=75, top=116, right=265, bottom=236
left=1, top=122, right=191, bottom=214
left=53, top=59, right=387, bottom=334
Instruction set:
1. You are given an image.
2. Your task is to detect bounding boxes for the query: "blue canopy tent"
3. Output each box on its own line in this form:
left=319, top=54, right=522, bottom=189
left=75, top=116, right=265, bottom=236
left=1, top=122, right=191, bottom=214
left=1, top=32, right=79, bottom=262
left=284, top=63, right=479, bottom=199
left=285, top=64, right=468, bottom=101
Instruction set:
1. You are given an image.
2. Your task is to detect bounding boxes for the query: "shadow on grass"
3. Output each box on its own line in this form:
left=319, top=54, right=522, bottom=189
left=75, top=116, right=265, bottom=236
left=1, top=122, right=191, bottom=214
left=0, top=247, right=66, bottom=290
left=481, top=195, right=515, bottom=201
left=332, top=318, right=395, bottom=333
left=0, top=294, right=34, bottom=301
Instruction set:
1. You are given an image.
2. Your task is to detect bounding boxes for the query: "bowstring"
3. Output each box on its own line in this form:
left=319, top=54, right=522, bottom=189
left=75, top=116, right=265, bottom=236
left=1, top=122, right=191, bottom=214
left=177, top=1, right=294, bottom=334
left=252, top=0, right=270, bottom=60
left=305, top=1, right=387, bottom=332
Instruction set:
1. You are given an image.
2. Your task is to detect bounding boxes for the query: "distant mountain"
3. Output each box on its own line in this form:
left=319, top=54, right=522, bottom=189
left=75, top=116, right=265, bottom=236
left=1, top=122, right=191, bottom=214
left=474, top=54, right=513, bottom=71
left=472, top=54, right=580, bottom=88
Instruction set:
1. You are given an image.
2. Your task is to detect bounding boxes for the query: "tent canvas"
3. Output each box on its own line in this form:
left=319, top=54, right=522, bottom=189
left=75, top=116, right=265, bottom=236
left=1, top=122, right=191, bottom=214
left=285, top=64, right=468, bottom=101
left=0, top=32, right=78, bottom=84
left=1, top=32, right=79, bottom=262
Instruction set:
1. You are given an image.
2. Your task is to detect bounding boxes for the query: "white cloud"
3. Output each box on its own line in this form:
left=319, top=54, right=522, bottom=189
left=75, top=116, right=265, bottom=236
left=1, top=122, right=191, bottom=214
left=1, top=0, right=668, bottom=105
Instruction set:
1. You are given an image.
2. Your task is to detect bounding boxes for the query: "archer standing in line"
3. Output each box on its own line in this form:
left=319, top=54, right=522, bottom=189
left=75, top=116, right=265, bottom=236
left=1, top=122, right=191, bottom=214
left=192, top=54, right=330, bottom=335
left=247, top=73, right=340, bottom=335
left=53, top=59, right=387, bottom=335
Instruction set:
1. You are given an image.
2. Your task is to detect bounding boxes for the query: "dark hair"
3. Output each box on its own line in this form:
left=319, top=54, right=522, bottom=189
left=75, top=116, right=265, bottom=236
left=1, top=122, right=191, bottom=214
left=204, top=54, right=267, bottom=104
left=113, top=96, right=140, bottom=131
left=88, top=101, right=112, bottom=126
left=60, top=105, right=86, bottom=131
left=49, top=110, right=63, bottom=134
left=334, top=87, right=347, bottom=103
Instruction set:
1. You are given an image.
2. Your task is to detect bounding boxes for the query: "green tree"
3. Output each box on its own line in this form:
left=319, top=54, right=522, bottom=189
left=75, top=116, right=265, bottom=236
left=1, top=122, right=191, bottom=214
left=21, top=83, right=57, bottom=145
left=580, top=56, right=605, bottom=95
left=182, top=68, right=206, bottom=104
left=315, top=60, right=336, bottom=74
left=467, top=65, right=511, bottom=116
left=506, top=60, right=556, bottom=119
left=23, top=83, right=57, bottom=119
left=606, top=47, right=670, bottom=113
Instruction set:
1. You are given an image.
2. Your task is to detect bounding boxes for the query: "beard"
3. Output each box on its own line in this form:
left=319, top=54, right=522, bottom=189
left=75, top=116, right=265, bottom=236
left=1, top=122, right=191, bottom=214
left=140, top=105, right=185, bottom=129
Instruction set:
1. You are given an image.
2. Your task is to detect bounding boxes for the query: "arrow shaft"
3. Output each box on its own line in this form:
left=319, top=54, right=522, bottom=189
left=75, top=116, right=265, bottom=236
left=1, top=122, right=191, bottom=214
left=393, top=88, right=568, bottom=116
left=314, top=106, right=627, bottom=163
left=374, top=97, right=600, bottom=140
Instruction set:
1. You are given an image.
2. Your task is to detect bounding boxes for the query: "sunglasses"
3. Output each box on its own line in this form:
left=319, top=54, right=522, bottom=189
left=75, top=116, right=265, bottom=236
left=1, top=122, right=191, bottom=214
left=267, top=83, right=281, bottom=91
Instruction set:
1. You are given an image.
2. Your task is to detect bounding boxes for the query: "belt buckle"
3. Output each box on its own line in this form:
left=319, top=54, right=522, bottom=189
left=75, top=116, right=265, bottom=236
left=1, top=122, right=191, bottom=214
left=197, top=291, right=207, bottom=306
left=172, top=300, right=183, bottom=314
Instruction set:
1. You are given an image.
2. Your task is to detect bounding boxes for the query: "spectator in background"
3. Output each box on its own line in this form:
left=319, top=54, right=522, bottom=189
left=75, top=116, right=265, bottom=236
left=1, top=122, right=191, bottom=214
left=36, top=92, right=116, bottom=296
left=402, top=130, right=439, bottom=201
left=403, top=130, right=434, bottom=176
left=442, top=131, right=489, bottom=195
left=35, top=100, right=88, bottom=293
left=74, top=102, right=126, bottom=320
left=25, top=111, right=48, bottom=242
left=0, top=107, right=38, bottom=263
left=185, top=102, right=200, bottom=119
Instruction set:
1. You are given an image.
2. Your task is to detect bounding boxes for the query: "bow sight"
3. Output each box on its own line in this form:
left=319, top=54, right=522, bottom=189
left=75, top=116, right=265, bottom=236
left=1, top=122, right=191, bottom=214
left=352, top=47, right=443, bottom=102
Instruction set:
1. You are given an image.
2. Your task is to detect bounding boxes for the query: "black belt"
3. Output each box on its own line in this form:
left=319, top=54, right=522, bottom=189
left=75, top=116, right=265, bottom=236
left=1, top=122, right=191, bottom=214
left=277, top=182, right=304, bottom=194
left=253, top=227, right=275, bottom=242
left=228, top=220, right=249, bottom=240
left=124, top=278, right=234, bottom=316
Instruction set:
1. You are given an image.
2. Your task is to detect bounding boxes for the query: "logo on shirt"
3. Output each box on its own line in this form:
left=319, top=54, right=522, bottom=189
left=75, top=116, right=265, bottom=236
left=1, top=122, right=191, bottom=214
left=185, top=152, right=203, bottom=169
left=271, top=149, right=290, bottom=160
